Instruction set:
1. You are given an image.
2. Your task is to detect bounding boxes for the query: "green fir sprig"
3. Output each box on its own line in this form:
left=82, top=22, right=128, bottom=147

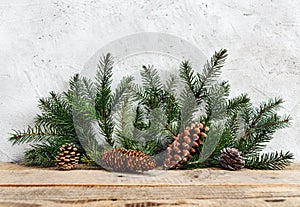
left=246, top=151, right=293, bottom=170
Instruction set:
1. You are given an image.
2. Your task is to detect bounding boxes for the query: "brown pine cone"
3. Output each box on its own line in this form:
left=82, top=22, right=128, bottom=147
left=101, top=148, right=156, bottom=172
left=219, top=148, right=245, bottom=170
left=164, top=122, right=209, bottom=169
left=56, top=143, right=80, bottom=170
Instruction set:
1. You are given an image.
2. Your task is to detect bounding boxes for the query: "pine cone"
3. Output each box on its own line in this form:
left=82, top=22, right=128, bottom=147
left=101, top=148, right=156, bottom=172
left=56, top=143, right=80, bottom=170
left=164, top=122, right=209, bottom=169
left=219, top=148, right=245, bottom=170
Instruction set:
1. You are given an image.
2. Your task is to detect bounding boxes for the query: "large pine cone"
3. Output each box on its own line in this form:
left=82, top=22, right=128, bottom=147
left=164, top=122, right=209, bottom=169
left=219, top=148, right=245, bottom=170
left=56, top=143, right=80, bottom=170
left=101, top=148, right=156, bottom=172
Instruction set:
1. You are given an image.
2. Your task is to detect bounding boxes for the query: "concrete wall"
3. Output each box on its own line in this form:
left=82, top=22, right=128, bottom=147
left=0, top=0, right=299, bottom=162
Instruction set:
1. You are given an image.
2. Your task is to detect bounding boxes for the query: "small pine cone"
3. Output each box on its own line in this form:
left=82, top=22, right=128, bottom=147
left=219, top=148, right=245, bottom=171
left=101, top=148, right=156, bottom=172
left=56, top=143, right=80, bottom=170
left=164, top=122, right=209, bottom=169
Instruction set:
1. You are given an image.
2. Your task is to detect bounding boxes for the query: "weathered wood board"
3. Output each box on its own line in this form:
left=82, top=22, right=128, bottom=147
left=0, top=162, right=299, bottom=206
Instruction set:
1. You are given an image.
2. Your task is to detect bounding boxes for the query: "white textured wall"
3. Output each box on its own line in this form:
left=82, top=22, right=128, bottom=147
left=0, top=0, right=299, bottom=162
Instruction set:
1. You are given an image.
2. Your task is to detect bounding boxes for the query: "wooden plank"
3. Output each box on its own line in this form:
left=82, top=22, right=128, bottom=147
left=1, top=185, right=300, bottom=207
left=0, top=162, right=299, bottom=206
left=1, top=163, right=300, bottom=185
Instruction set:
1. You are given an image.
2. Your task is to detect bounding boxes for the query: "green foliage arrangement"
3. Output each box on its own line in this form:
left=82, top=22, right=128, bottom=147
left=178, top=49, right=292, bottom=170
left=9, top=49, right=293, bottom=170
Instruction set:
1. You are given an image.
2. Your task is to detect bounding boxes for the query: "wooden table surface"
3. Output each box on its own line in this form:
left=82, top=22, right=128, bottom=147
left=0, top=162, right=299, bottom=207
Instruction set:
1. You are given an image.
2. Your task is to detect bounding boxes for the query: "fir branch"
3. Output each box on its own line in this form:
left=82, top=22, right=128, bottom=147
left=240, top=132, right=272, bottom=157
left=181, top=155, right=207, bottom=169
left=142, top=138, right=164, bottom=156
left=117, top=133, right=139, bottom=150
left=217, top=129, right=235, bottom=152
left=24, top=137, right=73, bottom=167
left=164, top=125, right=178, bottom=137
left=71, top=76, right=98, bottom=122
left=179, top=87, right=198, bottom=130
left=130, top=65, right=181, bottom=140
left=212, top=113, right=240, bottom=157
left=240, top=101, right=253, bottom=129
left=68, top=73, right=81, bottom=93
left=95, top=53, right=114, bottom=146
left=227, top=112, right=239, bottom=141
left=239, top=115, right=291, bottom=157
left=253, top=97, right=284, bottom=122
left=206, top=112, right=240, bottom=164
left=204, top=81, right=230, bottom=122
left=72, top=90, right=99, bottom=157
left=114, top=95, right=137, bottom=149
left=226, top=94, right=250, bottom=115
left=96, top=115, right=114, bottom=146
left=73, top=98, right=97, bottom=123
left=179, top=60, right=197, bottom=96
left=241, top=97, right=285, bottom=140
left=131, top=107, right=171, bottom=155
left=236, top=97, right=292, bottom=157
left=118, top=97, right=130, bottom=134
left=196, top=49, right=228, bottom=100
left=214, top=94, right=250, bottom=151
left=74, top=118, right=101, bottom=161
left=36, top=92, right=74, bottom=134
left=164, top=74, right=178, bottom=94
left=81, top=77, right=96, bottom=101
left=9, top=73, right=87, bottom=167
left=246, top=151, right=293, bottom=170
left=133, top=105, right=150, bottom=130
left=161, top=92, right=181, bottom=134
left=131, top=83, right=146, bottom=101
left=111, top=76, right=134, bottom=112
left=9, top=127, right=56, bottom=145
left=146, top=107, right=170, bottom=141
left=141, top=65, right=163, bottom=93
left=254, top=114, right=291, bottom=130
left=10, top=90, right=76, bottom=145
left=24, top=147, right=55, bottom=167
left=134, top=65, right=164, bottom=110
left=95, top=53, right=113, bottom=93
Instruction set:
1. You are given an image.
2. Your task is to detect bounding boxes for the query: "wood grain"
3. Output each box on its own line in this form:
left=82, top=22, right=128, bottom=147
left=0, top=162, right=299, bottom=206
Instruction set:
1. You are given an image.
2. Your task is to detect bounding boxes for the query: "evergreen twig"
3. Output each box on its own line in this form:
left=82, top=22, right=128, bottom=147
left=237, top=98, right=292, bottom=157
left=95, top=53, right=115, bottom=146
left=9, top=127, right=56, bottom=145
left=246, top=151, right=293, bottom=170
left=196, top=49, right=228, bottom=100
